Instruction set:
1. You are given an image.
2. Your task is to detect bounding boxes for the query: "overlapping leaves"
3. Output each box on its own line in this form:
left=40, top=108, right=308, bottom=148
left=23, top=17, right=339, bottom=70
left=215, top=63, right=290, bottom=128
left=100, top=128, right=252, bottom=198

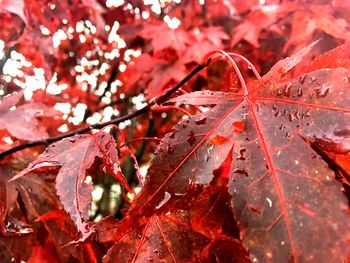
left=11, top=130, right=129, bottom=234
left=126, top=42, right=350, bottom=261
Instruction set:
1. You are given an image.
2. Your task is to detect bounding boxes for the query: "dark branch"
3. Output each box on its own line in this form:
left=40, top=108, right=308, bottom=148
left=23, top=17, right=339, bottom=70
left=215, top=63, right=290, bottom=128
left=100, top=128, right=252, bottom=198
left=0, top=62, right=208, bottom=160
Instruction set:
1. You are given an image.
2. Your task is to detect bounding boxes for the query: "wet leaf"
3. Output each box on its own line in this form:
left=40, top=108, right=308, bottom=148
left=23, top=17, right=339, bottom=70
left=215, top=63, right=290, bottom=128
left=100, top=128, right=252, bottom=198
left=0, top=92, right=57, bottom=141
left=103, top=213, right=209, bottom=263
left=133, top=43, right=350, bottom=262
left=11, top=131, right=129, bottom=234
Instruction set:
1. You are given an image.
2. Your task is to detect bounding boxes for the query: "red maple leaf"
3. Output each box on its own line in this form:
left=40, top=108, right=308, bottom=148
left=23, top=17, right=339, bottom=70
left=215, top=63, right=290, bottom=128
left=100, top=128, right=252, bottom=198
left=127, top=42, right=350, bottom=261
left=11, top=131, right=130, bottom=234
left=0, top=91, right=57, bottom=141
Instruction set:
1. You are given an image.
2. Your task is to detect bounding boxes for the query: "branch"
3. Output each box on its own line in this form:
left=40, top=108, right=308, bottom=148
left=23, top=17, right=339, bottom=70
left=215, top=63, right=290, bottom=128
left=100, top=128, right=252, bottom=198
left=0, top=62, right=208, bottom=160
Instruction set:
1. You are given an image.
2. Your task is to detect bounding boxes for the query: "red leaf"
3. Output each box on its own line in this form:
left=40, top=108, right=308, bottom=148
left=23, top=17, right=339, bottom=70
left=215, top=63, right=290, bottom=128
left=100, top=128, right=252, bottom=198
left=12, top=131, right=130, bottom=234
left=285, top=5, right=350, bottom=51
left=103, top=213, right=209, bottom=263
left=138, top=22, right=190, bottom=55
left=27, top=245, right=60, bottom=263
left=131, top=44, right=350, bottom=261
left=201, top=236, right=250, bottom=263
left=189, top=186, right=232, bottom=239
left=0, top=92, right=57, bottom=141
left=304, top=41, right=350, bottom=73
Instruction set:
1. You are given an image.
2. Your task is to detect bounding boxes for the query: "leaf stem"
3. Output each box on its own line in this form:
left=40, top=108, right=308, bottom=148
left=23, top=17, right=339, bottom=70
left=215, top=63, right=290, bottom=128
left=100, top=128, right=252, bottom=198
left=227, top=52, right=261, bottom=79
left=205, top=50, right=249, bottom=96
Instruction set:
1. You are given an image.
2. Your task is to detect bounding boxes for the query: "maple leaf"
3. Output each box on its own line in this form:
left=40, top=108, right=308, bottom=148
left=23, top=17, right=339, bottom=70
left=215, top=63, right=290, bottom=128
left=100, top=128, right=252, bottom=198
left=128, top=43, right=350, bottom=261
left=0, top=91, right=57, bottom=141
left=11, top=131, right=130, bottom=234
left=103, top=213, right=210, bottom=263
left=182, top=27, right=228, bottom=64
left=230, top=3, right=291, bottom=48
left=138, top=22, right=191, bottom=55
left=285, top=4, right=350, bottom=51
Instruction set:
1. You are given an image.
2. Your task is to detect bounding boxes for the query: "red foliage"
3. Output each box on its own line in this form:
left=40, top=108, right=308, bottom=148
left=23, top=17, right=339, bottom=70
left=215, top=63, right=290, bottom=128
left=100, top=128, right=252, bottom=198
left=0, top=0, right=350, bottom=262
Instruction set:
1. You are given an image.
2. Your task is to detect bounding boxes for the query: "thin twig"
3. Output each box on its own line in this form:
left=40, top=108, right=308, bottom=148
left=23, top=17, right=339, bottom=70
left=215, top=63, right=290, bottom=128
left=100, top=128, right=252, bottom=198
left=0, top=62, right=208, bottom=160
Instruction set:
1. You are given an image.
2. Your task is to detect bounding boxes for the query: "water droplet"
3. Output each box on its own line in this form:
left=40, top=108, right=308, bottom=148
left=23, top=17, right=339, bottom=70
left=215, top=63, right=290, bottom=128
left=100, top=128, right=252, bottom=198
left=249, top=206, right=262, bottom=215
left=187, top=131, right=196, bottom=145
left=155, top=250, right=164, bottom=259
left=302, top=110, right=311, bottom=119
left=277, top=89, right=283, bottom=96
left=274, top=110, right=281, bottom=117
left=296, top=87, right=303, bottom=97
left=311, top=76, right=316, bottom=82
left=288, top=113, right=296, bottom=122
left=155, top=192, right=171, bottom=209
left=334, top=129, right=350, bottom=137
left=316, top=86, right=329, bottom=98
left=283, top=82, right=292, bottom=97
left=343, top=76, right=349, bottom=83
left=232, top=120, right=245, bottom=133
left=299, top=74, right=307, bottom=84
left=167, top=145, right=174, bottom=154
left=234, top=169, right=248, bottom=177
left=195, top=117, right=207, bottom=125
left=236, top=148, right=246, bottom=161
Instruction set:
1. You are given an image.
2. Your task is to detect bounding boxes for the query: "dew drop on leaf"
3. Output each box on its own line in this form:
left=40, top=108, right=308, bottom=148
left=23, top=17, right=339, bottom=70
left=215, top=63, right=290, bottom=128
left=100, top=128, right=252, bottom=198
left=234, top=169, right=248, bottom=177
left=187, top=130, right=196, bottom=145
left=296, top=87, right=303, bottom=97
left=283, top=82, right=292, bottom=97
left=316, top=86, right=330, bottom=98
left=167, top=145, right=175, bottom=154
left=195, top=117, right=207, bottom=125
left=274, top=110, right=281, bottom=117
left=299, top=74, right=307, bottom=84
left=236, top=148, right=246, bottom=161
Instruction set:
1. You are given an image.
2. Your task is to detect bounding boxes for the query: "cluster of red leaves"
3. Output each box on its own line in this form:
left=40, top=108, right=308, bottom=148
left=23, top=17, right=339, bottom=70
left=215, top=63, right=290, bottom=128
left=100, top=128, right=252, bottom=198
left=0, top=0, right=350, bottom=262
